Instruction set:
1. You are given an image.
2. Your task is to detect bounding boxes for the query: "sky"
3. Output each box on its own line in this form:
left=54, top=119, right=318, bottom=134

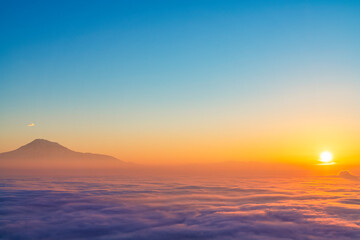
left=1, top=0, right=360, bottom=165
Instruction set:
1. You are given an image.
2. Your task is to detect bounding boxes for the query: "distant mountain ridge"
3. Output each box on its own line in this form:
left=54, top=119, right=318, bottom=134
left=0, top=139, right=124, bottom=169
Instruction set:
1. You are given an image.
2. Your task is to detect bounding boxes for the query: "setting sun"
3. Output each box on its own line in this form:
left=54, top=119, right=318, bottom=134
left=319, top=151, right=335, bottom=165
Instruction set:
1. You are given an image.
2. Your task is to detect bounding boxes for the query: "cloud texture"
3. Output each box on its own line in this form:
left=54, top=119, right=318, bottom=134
left=1, top=176, right=360, bottom=239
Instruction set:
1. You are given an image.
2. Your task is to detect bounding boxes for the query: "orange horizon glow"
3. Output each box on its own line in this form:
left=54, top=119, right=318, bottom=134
left=1, top=83, right=359, bottom=169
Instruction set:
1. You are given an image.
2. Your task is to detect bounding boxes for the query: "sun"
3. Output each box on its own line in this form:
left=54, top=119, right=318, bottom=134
left=318, top=151, right=335, bottom=165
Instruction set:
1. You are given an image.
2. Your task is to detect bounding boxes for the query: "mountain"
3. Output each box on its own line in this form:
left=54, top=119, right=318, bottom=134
left=338, top=171, right=359, bottom=181
left=0, top=139, right=124, bottom=169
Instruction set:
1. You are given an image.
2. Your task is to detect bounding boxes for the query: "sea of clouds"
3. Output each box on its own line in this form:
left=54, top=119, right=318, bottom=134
left=1, top=175, right=360, bottom=240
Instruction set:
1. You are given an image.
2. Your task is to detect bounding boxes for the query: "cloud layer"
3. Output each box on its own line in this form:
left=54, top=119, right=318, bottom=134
left=1, top=176, right=360, bottom=239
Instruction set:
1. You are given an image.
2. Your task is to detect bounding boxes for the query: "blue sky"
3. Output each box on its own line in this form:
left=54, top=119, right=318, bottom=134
left=1, top=0, right=360, bottom=163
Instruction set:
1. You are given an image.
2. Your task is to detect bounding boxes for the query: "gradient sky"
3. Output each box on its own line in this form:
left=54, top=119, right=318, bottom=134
left=1, top=0, right=360, bottom=165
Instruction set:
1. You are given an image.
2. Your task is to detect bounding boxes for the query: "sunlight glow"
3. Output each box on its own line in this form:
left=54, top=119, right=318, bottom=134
left=318, top=151, right=335, bottom=165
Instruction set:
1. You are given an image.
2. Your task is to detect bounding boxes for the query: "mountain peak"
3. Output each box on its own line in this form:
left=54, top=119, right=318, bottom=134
left=20, top=139, right=69, bottom=151
left=0, top=139, right=124, bottom=169
left=29, top=139, right=58, bottom=145
left=31, top=138, right=53, bottom=143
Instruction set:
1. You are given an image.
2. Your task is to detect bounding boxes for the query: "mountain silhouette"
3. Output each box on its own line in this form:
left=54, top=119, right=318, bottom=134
left=0, top=139, right=124, bottom=169
left=338, top=171, right=359, bottom=181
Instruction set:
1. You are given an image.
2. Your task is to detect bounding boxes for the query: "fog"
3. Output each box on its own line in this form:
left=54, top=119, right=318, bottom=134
left=1, top=175, right=360, bottom=239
